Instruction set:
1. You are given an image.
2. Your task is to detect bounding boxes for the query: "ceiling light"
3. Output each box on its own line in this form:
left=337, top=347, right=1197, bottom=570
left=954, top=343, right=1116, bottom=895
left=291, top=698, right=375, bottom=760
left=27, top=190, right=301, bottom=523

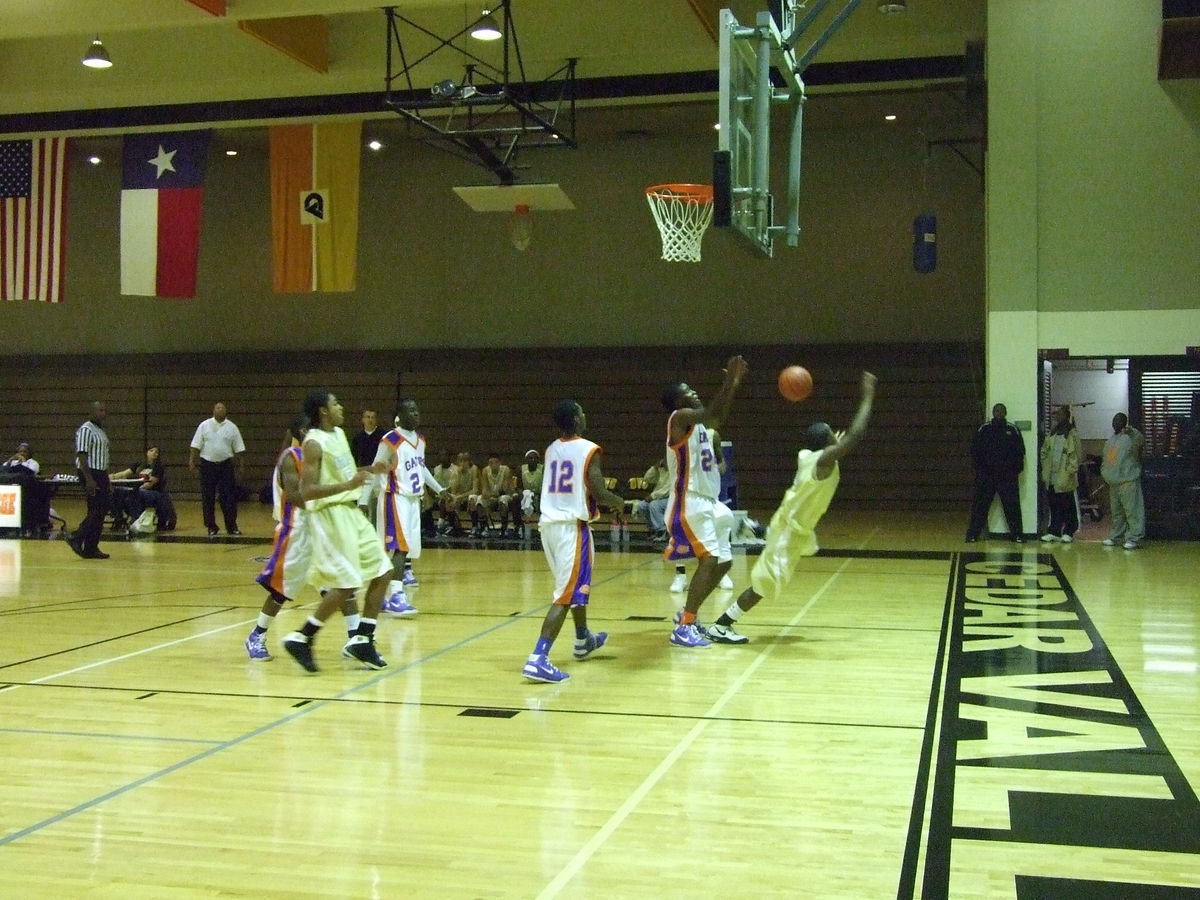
left=87, top=156, right=101, bottom=165
left=82, top=36, right=113, bottom=69
left=225, top=149, right=238, bottom=156
left=878, top=1, right=907, bottom=12
left=367, top=140, right=383, bottom=151
left=471, top=10, right=502, bottom=41
left=884, top=114, right=897, bottom=121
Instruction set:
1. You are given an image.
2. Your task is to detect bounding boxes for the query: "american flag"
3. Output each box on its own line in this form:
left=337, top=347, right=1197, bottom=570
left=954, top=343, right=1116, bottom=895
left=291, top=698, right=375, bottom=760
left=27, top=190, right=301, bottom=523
left=0, top=138, right=69, bottom=304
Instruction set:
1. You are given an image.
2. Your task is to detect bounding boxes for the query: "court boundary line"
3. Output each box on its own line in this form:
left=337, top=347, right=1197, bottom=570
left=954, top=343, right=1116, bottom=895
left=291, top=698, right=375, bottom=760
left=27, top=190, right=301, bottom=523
left=896, top=551, right=958, bottom=899
left=535, top=528, right=880, bottom=899
left=0, top=554, right=655, bottom=847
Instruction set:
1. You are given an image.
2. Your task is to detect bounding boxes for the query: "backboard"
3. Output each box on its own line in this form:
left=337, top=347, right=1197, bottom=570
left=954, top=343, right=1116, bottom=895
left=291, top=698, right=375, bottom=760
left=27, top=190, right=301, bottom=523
left=714, top=1, right=863, bottom=257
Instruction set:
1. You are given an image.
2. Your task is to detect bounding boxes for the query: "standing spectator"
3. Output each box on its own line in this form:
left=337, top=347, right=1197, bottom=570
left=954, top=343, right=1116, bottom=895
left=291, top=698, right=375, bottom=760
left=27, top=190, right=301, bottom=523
left=1101, top=412, right=1145, bottom=550
left=189, top=401, right=246, bottom=536
left=350, top=409, right=387, bottom=522
left=965, top=403, right=1025, bottom=543
left=68, top=401, right=111, bottom=560
left=1039, top=406, right=1081, bottom=543
left=4, top=441, right=39, bottom=475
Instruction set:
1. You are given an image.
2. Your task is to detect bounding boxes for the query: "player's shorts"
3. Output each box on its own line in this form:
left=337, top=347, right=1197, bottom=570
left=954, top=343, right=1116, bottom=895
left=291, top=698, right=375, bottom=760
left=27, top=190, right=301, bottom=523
left=664, top=493, right=733, bottom=564
left=255, top=509, right=311, bottom=600
left=540, top=519, right=593, bottom=606
left=379, top=490, right=422, bottom=559
left=749, top=517, right=819, bottom=605
left=306, top=502, right=392, bottom=591
left=480, top=493, right=514, bottom=512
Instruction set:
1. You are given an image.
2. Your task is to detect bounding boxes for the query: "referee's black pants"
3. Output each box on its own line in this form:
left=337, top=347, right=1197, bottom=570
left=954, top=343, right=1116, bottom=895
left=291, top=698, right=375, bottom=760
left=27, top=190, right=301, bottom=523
left=75, top=469, right=111, bottom=552
left=199, top=458, right=238, bottom=532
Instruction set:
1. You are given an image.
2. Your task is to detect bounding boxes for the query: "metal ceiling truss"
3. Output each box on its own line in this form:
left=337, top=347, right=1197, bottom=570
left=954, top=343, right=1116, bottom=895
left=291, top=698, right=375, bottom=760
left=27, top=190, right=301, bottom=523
left=382, top=1, right=577, bottom=184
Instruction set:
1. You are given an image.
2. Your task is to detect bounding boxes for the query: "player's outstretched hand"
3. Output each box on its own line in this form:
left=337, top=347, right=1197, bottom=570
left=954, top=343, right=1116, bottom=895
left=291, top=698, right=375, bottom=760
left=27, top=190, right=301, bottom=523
left=725, top=355, right=749, bottom=381
left=861, top=371, right=877, bottom=394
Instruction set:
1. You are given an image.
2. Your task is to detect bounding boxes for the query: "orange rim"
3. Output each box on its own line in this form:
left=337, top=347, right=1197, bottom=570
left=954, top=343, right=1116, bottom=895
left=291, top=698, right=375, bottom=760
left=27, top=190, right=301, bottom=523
left=645, top=183, right=713, bottom=202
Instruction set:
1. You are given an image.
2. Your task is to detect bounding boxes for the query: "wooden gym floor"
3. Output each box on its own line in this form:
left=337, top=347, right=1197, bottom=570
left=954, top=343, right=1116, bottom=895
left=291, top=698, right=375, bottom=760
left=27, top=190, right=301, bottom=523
left=1, top=504, right=1198, bottom=898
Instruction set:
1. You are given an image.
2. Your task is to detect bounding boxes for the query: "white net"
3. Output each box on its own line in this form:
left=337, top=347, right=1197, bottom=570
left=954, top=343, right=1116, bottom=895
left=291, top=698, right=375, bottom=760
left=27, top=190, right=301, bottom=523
left=645, top=184, right=713, bottom=262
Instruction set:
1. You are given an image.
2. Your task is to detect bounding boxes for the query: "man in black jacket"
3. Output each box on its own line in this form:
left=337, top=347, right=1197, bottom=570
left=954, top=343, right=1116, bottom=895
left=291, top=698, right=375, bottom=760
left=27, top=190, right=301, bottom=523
left=966, top=402, right=1025, bottom=543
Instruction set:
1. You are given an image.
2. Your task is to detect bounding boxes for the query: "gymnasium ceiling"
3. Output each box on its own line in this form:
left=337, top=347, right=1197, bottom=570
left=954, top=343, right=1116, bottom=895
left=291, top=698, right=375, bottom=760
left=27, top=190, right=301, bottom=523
left=0, top=0, right=986, bottom=138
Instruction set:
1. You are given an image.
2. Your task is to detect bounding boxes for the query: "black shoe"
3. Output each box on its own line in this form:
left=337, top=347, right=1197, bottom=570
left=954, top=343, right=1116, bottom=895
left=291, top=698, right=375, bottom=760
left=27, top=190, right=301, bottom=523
left=342, top=636, right=387, bottom=670
left=83, top=549, right=111, bottom=559
left=1013, top=535, right=1025, bottom=544
left=282, top=633, right=318, bottom=673
left=964, top=535, right=978, bottom=543
left=207, top=527, right=219, bottom=536
left=66, top=536, right=87, bottom=558
left=228, top=529, right=243, bottom=536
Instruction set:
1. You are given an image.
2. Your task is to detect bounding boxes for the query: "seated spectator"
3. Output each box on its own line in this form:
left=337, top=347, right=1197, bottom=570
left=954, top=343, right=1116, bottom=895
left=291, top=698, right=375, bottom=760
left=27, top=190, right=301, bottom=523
left=112, top=446, right=177, bottom=531
left=637, top=459, right=671, bottom=543
left=439, top=451, right=478, bottom=536
left=422, top=448, right=453, bottom=538
left=520, top=450, right=544, bottom=523
left=3, top=442, right=39, bottom=476
left=475, top=452, right=521, bottom=537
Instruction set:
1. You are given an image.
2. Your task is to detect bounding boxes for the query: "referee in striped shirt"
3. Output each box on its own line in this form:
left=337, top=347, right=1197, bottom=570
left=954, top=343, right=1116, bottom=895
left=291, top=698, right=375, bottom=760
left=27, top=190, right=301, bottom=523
left=69, top=401, right=111, bottom=560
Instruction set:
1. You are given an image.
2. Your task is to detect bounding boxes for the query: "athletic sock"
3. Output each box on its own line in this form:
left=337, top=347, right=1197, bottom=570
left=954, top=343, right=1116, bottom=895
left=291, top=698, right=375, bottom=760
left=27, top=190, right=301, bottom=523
left=345, top=612, right=361, bottom=636
left=574, top=625, right=588, bottom=640
left=300, top=615, right=324, bottom=638
left=356, top=617, right=377, bottom=638
left=255, top=612, right=272, bottom=631
left=533, top=636, right=552, bottom=657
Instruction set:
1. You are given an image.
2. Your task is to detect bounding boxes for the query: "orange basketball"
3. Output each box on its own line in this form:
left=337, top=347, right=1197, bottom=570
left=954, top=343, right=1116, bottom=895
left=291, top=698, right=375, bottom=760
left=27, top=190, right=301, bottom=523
left=778, top=365, right=813, bottom=402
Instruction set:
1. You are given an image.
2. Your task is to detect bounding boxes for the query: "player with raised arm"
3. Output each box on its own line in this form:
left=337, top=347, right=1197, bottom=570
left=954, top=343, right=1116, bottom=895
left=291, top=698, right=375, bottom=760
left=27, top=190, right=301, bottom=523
left=661, top=355, right=749, bottom=648
left=522, top=399, right=625, bottom=684
left=706, top=371, right=877, bottom=644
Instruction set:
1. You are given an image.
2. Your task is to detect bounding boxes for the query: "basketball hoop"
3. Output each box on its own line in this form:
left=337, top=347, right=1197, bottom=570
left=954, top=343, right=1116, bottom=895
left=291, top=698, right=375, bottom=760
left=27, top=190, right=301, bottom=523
left=645, top=183, right=714, bottom=262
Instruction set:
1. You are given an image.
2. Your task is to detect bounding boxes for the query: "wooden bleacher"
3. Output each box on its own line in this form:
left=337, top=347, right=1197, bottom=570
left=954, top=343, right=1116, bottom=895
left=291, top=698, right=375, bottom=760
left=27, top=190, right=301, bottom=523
left=0, top=343, right=982, bottom=519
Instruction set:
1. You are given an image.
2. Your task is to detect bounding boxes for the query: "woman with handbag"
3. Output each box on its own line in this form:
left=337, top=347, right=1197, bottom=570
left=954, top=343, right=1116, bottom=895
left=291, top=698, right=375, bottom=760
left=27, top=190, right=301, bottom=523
left=1040, top=406, right=1082, bottom=542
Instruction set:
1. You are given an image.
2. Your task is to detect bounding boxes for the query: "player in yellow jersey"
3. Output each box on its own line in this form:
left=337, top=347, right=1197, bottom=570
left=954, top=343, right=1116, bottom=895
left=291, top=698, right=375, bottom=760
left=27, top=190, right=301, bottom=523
left=281, top=390, right=394, bottom=673
left=705, top=371, right=876, bottom=644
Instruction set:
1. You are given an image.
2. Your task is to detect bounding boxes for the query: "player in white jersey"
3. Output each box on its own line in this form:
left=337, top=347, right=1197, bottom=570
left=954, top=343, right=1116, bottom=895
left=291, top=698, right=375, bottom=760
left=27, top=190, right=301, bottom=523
left=374, top=399, right=446, bottom=617
left=247, top=414, right=363, bottom=661
left=522, top=399, right=625, bottom=684
left=281, top=390, right=393, bottom=674
left=661, top=355, right=749, bottom=648
left=707, top=371, right=876, bottom=644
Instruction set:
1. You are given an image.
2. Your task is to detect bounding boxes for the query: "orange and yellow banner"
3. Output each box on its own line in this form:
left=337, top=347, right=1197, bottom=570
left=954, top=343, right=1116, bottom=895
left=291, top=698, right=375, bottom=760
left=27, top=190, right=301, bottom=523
left=269, top=121, right=361, bottom=293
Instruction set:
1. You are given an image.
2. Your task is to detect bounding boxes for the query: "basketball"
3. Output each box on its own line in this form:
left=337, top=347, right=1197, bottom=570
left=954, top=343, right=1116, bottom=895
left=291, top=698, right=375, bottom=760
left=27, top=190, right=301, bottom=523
left=778, top=365, right=813, bottom=402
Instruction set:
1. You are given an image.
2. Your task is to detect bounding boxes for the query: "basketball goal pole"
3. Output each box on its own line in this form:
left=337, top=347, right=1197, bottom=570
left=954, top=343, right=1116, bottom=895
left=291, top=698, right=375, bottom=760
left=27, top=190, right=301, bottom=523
left=753, top=12, right=774, bottom=244
left=785, top=89, right=805, bottom=248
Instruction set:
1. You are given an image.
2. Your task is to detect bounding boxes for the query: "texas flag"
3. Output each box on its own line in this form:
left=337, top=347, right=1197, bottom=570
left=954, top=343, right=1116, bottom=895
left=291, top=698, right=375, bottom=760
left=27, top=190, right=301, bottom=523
left=120, top=130, right=211, bottom=298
